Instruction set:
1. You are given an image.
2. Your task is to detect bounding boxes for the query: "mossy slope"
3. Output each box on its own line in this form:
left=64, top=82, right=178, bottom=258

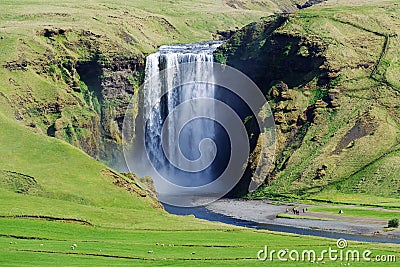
left=216, top=0, right=400, bottom=206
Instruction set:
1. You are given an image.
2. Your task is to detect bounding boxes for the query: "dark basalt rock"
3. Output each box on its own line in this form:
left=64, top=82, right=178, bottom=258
left=297, top=0, right=327, bottom=9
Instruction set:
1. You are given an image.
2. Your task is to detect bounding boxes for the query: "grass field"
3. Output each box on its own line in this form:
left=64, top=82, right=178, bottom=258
left=308, top=205, right=400, bottom=221
left=277, top=204, right=400, bottom=223
left=1, top=218, right=399, bottom=266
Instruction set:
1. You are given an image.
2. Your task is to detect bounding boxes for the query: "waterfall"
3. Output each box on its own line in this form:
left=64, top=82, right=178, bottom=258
left=123, top=41, right=274, bottom=207
left=143, top=42, right=223, bottom=188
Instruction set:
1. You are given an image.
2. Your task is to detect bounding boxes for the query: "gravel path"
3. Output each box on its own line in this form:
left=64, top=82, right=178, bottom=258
left=206, top=199, right=400, bottom=238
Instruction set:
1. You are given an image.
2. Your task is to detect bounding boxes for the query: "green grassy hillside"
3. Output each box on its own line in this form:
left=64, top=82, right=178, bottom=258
left=215, top=0, right=400, bottom=206
left=0, top=0, right=283, bottom=54
left=0, top=0, right=306, bottom=166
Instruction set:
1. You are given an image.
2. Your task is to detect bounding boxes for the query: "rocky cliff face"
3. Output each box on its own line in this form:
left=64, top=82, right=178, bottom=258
left=55, top=32, right=145, bottom=169
left=77, top=57, right=144, bottom=169
left=215, top=8, right=400, bottom=201
left=216, top=15, right=333, bottom=196
left=3, top=28, right=145, bottom=168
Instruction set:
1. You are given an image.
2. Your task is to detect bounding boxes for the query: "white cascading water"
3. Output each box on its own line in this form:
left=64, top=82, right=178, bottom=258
left=124, top=41, right=273, bottom=206
left=143, top=42, right=223, bottom=187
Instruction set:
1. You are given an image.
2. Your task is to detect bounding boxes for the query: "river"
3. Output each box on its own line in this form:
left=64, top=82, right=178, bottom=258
left=164, top=202, right=400, bottom=245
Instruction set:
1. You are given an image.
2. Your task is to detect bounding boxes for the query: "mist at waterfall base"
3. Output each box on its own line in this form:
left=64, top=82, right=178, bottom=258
left=122, top=42, right=273, bottom=207
left=146, top=83, right=255, bottom=186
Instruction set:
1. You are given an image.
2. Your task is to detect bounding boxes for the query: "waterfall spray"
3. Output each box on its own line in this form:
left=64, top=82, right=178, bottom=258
left=122, top=42, right=276, bottom=207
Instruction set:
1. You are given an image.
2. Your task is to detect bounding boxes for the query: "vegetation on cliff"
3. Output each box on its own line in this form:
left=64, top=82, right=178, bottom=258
left=216, top=0, right=400, bottom=206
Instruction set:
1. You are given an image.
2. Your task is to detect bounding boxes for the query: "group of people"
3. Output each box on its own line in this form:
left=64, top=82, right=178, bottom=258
left=286, top=207, right=308, bottom=215
left=292, top=208, right=300, bottom=215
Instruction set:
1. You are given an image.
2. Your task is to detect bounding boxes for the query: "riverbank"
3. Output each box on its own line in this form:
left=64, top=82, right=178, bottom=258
left=206, top=199, right=400, bottom=240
